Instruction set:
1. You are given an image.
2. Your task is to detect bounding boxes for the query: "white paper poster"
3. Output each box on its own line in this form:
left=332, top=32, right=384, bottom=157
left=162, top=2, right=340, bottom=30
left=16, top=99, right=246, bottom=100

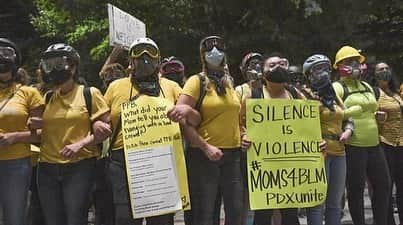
left=107, top=4, right=146, bottom=49
left=126, top=145, right=182, bottom=218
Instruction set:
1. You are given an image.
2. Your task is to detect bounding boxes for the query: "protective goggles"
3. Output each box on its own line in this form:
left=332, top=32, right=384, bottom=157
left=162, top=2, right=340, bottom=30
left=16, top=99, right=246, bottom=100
left=129, top=44, right=159, bottom=59
left=310, top=62, right=331, bottom=75
left=202, top=37, right=225, bottom=52
left=40, top=56, right=70, bottom=73
left=0, top=47, right=16, bottom=62
left=160, top=61, right=184, bottom=75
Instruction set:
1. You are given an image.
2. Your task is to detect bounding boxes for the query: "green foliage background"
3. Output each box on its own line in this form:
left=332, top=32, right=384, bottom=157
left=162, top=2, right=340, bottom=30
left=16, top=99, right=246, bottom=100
left=1, top=0, right=402, bottom=87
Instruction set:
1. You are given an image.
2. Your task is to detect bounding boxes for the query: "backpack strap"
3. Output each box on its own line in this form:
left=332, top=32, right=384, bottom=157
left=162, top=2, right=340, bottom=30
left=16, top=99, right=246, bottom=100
left=251, top=87, right=263, bottom=99
left=195, top=73, right=207, bottom=111
left=336, top=80, right=350, bottom=102
left=83, top=87, right=92, bottom=117
left=44, top=91, right=54, bottom=105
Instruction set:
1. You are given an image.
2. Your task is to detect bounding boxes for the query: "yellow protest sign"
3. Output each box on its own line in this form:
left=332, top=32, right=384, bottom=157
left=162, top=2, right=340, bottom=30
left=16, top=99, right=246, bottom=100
left=246, top=99, right=327, bottom=209
left=121, top=95, right=190, bottom=218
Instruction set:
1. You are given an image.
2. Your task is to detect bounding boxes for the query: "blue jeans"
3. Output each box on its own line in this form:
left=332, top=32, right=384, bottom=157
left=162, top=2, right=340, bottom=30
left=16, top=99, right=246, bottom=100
left=307, top=155, right=346, bottom=225
left=0, top=157, right=32, bottom=225
left=37, top=158, right=96, bottom=225
left=186, top=148, right=244, bottom=225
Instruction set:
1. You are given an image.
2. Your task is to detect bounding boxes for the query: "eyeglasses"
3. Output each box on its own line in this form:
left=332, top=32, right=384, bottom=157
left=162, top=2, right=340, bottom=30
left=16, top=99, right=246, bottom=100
left=0, top=47, right=16, bottom=62
left=202, top=37, right=225, bottom=52
left=40, top=56, right=70, bottom=73
left=129, top=44, right=159, bottom=59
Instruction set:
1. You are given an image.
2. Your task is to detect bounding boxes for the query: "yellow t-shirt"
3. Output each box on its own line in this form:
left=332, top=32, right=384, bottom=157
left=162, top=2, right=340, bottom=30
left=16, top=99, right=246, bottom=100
left=182, top=73, right=241, bottom=149
left=377, top=89, right=403, bottom=147
left=105, top=77, right=182, bottom=150
left=235, top=83, right=251, bottom=103
left=319, top=103, right=345, bottom=156
left=40, top=84, right=109, bottom=163
left=0, top=83, right=44, bottom=160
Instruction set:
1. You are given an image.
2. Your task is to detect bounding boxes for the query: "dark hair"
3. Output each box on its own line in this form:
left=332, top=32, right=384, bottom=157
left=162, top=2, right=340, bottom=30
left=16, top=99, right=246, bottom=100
left=263, top=52, right=284, bottom=60
left=373, top=61, right=400, bottom=93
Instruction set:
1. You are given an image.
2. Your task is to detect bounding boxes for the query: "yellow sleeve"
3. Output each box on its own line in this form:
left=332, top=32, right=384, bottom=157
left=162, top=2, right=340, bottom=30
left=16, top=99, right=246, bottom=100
left=25, top=86, right=44, bottom=110
left=89, top=87, right=110, bottom=121
left=173, top=83, right=182, bottom=102
left=332, top=81, right=344, bottom=100
left=103, top=82, right=115, bottom=107
left=181, top=75, right=201, bottom=101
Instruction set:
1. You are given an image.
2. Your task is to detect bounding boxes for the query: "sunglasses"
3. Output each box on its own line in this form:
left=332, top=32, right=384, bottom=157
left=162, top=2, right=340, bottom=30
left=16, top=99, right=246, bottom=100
left=40, top=56, right=70, bottom=73
left=202, top=37, right=225, bottom=52
left=0, top=47, right=16, bottom=62
left=129, top=43, right=159, bottom=59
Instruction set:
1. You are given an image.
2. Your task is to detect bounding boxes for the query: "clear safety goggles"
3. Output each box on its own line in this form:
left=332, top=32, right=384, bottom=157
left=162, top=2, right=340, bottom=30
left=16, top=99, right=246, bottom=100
left=40, top=56, right=70, bottom=73
left=130, top=44, right=159, bottom=59
left=310, top=62, right=331, bottom=75
left=0, top=47, right=16, bottom=62
left=202, top=37, right=225, bottom=52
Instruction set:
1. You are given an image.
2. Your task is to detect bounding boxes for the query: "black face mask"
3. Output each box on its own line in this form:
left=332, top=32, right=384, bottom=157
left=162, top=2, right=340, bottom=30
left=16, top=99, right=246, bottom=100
left=164, top=73, right=184, bottom=86
left=265, top=66, right=289, bottom=83
left=134, top=55, right=159, bottom=79
left=0, top=60, right=13, bottom=73
left=375, top=70, right=392, bottom=81
left=131, top=75, right=160, bottom=97
left=43, top=69, right=72, bottom=85
left=311, top=74, right=336, bottom=111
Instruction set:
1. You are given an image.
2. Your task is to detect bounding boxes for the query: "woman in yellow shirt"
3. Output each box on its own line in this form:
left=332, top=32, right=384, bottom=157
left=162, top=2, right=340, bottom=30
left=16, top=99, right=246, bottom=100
left=104, top=37, right=199, bottom=225
left=240, top=53, right=304, bottom=225
left=302, top=54, right=353, bottom=225
left=0, top=38, right=43, bottom=225
left=373, top=61, right=403, bottom=225
left=170, top=36, right=243, bottom=225
left=36, top=43, right=111, bottom=225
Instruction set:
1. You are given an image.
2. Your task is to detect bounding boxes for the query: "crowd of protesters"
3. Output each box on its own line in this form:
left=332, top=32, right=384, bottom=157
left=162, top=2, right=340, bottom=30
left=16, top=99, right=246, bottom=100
left=0, top=35, right=402, bottom=225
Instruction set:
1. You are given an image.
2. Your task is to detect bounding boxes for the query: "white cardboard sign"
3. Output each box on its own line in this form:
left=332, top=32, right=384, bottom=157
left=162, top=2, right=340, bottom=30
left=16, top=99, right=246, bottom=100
left=108, top=4, right=146, bottom=49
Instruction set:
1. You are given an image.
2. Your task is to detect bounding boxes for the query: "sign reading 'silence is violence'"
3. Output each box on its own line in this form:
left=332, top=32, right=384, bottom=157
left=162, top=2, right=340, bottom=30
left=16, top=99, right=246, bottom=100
left=246, top=99, right=327, bottom=209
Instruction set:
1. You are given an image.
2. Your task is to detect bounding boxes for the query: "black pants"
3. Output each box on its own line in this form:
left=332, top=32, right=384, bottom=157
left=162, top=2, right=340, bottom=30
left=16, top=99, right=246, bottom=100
left=94, top=158, right=115, bottom=225
left=345, top=145, right=391, bottom=225
left=106, top=150, right=174, bottom=225
left=383, top=143, right=403, bottom=225
left=186, top=148, right=244, bottom=225
left=29, top=165, right=45, bottom=225
left=253, top=208, right=299, bottom=225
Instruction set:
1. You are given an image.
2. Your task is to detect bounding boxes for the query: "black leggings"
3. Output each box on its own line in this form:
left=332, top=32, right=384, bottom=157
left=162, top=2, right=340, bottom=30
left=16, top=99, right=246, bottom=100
left=345, top=145, right=391, bottom=225
left=253, top=208, right=299, bottom=225
left=383, top=143, right=403, bottom=225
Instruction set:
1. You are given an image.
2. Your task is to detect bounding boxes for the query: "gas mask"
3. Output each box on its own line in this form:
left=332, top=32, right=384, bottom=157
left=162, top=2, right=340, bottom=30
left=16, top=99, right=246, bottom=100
left=40, top=56, right=73, bottom=85
left=338, top=61, right=367, bottom=79
left=131, top=54, right=160, bottom=96
left=205, top=47, right=225, bottom=67
left=0, top=59, right=13, bottom=74
left=133, top=54, right=159, bottom=79
left=245, top=60, right=263, bottom=81
left=310, top=69, right=336, bottom=111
